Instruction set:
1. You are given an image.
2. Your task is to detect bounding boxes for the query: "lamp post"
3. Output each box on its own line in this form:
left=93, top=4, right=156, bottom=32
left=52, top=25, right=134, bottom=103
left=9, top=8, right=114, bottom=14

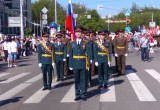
left=107, top=15, right=111, bottom=31
left=20, top=0, right=24, bottom=39
left=55, top=0, right=57, bottom=23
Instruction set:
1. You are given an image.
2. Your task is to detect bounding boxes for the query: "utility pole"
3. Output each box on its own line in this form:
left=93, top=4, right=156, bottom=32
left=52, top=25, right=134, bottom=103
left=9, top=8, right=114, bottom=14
left=40, top=12, right=42, bottom=37
left=55, top=0, right=57, bottom=23
left=20, top=0, right=24, bottom=39
left=152, top=12, right=153, bottom=22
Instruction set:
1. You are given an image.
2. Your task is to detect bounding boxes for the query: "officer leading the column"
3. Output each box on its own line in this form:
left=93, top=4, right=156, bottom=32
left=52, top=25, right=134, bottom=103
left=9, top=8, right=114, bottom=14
left=69, top=26, right=90, bottom=101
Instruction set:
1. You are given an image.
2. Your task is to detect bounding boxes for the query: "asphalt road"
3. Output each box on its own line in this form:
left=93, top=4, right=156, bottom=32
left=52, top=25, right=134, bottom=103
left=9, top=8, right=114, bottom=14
left=1, top=48, right=160, bottom=110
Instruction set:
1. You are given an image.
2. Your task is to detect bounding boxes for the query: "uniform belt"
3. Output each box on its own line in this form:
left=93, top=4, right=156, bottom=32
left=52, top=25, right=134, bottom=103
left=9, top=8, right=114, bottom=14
left=42, top=54, right=52, bottom=57
left=55, top=52, right=64, bottom=54
left=98, top=52, right=107, bottom=55
left=117, top=46, right=125, bottom=49
left=73, top=56, right=86, bottom=59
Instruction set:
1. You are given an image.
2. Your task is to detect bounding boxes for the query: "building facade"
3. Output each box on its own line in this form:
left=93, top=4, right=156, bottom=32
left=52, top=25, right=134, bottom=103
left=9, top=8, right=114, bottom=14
left=0, top=0, right=31, bottom=35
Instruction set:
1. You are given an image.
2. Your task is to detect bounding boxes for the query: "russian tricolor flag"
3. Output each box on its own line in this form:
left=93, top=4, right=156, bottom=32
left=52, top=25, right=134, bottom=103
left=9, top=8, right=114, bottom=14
left=65, top=0, right=76, bottom=40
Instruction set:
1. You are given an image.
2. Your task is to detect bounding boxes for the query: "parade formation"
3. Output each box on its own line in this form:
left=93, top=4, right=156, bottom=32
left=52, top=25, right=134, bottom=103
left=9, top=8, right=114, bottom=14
left=1, top=0, right=160, bottom=110
left=37, top=25, right=130, bottom=101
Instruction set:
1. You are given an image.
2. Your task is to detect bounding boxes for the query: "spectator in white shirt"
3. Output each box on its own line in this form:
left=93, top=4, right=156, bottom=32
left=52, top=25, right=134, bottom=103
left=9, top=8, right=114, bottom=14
left=10, top=37, right=18, bottom=67
left=7, top=38, right=12, bottom=67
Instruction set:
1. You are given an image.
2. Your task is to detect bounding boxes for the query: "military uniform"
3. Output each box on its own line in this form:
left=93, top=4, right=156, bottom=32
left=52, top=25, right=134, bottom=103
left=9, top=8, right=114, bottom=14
left=114, top=29, right=128, bottom=75
left=69, top=26, right=90, bottom=101
left=38, top=33, right=54, bottom=90
left=94, top=31, right=112, bottom=89
left=84, top=31, right=93, bottom=87
left=64, top=33, right=72, bottom=76
left=54, top=33, right=67, bottom=81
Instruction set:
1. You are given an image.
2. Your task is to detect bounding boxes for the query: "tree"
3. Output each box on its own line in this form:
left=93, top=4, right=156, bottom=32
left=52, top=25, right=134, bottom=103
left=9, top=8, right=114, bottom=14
left=32, top=0, right=66, bottom=28
left=25, top=27, right=32, bottom=37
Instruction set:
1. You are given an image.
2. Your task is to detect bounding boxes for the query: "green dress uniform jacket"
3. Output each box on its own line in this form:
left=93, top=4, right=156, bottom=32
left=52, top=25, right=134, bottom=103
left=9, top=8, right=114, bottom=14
left=54, top=41, right=67, bottom=80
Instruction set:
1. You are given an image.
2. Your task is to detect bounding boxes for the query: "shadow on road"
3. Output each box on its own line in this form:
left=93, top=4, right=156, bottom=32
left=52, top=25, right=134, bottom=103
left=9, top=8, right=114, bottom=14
left=0, top=96, right=23, bottom=106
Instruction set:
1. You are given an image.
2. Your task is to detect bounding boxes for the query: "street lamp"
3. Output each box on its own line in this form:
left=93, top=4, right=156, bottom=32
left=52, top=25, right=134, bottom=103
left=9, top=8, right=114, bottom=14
left=55, top=0, right=57, bottom=23
left=20, top=0, right=24, bottom=39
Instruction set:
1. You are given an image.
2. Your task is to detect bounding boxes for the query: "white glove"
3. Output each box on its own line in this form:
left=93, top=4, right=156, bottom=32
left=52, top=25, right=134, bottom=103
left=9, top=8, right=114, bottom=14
left=115, top=54, right=118, bottom=57
left=63, top=59, right=66, bottom=61
left=69, top=68, right=73, bottom=70
left=95, top=62, right=98, bottom=66
left=125, top=53, right=128, bottom=57
left=38, top=63, right=42, bottom=68
left=52, top=63, right=55, bottom=68
left=108, top=62, right=111, bottom=67
left=90, top=60, right=92, bottom=64
left=67, top=54, right=69, bottom=57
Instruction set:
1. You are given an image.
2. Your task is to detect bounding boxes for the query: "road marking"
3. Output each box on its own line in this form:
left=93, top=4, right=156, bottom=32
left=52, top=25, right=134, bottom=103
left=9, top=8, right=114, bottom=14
left=0, top=73, right=11, bottom=78
left=61, top=85, right=76, bottom=103
left=145, top=69, right=160, bottom=83
left=25, top=74, right=42, bottom=83
left=126, top=70, right=156, bottom=101
left=0, top=74, right=42, bottom=103
left=0, top=72, right=31, bottom=83
left=100, top=78, right=116, bottom=102
left=24, top=82, right=59, bottom=103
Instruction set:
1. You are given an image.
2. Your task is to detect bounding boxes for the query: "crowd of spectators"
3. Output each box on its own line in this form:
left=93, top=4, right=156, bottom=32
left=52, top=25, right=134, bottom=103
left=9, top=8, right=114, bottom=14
left=0, top=35, right=40, bottom=67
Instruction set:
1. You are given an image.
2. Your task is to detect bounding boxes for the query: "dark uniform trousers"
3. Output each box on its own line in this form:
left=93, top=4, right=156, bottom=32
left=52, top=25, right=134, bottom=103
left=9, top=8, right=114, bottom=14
left=98, top=62, right=108, bottom=86
left=74, top=69, right=87, bottom=98
left=55, top=60, right=64, bottom=80
left=41, top=64, right=53, bottom=87
left=117, top=55, right=126, bottom=74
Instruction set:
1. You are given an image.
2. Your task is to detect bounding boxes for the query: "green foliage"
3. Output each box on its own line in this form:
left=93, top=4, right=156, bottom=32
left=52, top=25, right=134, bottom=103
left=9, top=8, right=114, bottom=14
left=32, top=0, right=66, bottom=29
left=32, top=1, right=108, bottom=31
left=25, top=27, right=32, bottom=37
left=112, top=2, right=160, bottom=32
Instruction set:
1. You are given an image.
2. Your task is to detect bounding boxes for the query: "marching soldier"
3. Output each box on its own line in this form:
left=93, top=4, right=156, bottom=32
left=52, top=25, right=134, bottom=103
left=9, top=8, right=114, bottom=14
left=114, top=29, right=128, bottom=75
left=38, top=33, right=54, bottom=90
left=69, top=26, right=90, bottom=101
left=94, top=30, right=112, bottom=89
left=84, top=30, right=93, bottom=87
left=89, top=30, right=97, bottom=76
left=65, top=33, right=72, bottom=76
left=112, top=31, right=119, bottom=72
left=54, top=33, right=67, bottom=81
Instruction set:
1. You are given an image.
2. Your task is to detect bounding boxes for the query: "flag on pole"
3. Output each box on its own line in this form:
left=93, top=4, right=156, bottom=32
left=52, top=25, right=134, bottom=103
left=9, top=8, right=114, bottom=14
left=65, top=0, right=76, bottom=40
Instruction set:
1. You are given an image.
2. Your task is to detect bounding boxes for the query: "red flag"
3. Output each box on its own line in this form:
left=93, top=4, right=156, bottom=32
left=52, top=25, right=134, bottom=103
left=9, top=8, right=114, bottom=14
left=65, top=0, right=76, bottom=40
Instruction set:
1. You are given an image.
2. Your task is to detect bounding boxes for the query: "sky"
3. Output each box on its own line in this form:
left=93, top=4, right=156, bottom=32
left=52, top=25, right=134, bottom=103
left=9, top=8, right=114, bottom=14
left=32, top=0, right=160, bottom=17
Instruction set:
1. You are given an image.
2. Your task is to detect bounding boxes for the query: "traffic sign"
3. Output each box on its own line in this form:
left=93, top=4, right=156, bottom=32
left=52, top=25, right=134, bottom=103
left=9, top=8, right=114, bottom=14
left=42, top=14, right=47, bottom=20
left=41, top=7, right=48, bottom=13
left=125, top=26, right=131, bottom=32
left=125, top=10, right=130, bottom=16
left=42, top=20, right=47, bottom=25
left=149, top=22, right=156, bottom=28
